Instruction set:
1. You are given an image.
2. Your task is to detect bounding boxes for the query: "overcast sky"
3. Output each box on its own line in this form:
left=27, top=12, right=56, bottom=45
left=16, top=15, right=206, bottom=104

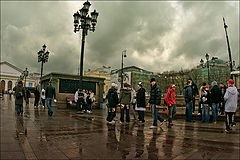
left=1, top=1, right=239, bottom=75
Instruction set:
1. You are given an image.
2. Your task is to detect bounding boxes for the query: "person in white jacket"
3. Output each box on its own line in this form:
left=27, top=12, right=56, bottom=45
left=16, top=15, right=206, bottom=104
left=224, top=79, right=239, bottom=133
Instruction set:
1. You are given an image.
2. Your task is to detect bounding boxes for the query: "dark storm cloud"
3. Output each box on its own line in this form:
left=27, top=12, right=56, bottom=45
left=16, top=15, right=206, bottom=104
left=1, top=1, right=239, bottom=75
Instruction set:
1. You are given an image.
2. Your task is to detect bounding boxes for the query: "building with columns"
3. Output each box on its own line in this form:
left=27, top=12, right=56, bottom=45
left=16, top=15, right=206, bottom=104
left=0, top=61, right=40, bottom=94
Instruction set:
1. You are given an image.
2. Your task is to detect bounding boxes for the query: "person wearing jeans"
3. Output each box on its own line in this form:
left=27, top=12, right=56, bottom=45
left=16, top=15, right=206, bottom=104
left=150, top=104, right=165, bottom=127
left=211, top=103, right=219, bottom=122
left=224, top=79, right=239, bottom=132
left=202, top=104, right=210, bottom=122
left=13, top=81, right=24, bottom=115
left=164, top=84, right=177, bottom=127
left=119, top=83, right=131, bottom=124
left=210, top=81, right=221, bottom=124
left=201, top=85, right=210, bottom=122
left=148, top=78, right=165, bottom=129
left=184, top=80, right=194, bottom=122
left=45, top=80, right=56, bottom=116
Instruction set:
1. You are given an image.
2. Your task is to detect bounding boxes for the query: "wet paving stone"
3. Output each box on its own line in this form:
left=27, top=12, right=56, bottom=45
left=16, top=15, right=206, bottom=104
left=1, top=96, right=239, bottom=159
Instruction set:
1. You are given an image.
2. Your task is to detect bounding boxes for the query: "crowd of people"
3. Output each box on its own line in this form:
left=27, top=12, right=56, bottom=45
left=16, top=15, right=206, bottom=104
left=13, top=80, right=56, bottom=116
left=74, top=88, right=95, bottom=114
left=11, top=76, right=238, bottom=133
left=106, top=77, right=239, bottom=133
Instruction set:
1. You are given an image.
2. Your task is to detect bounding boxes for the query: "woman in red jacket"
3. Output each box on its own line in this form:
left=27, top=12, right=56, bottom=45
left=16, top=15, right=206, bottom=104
left=164, top=84, right=176, bottom=127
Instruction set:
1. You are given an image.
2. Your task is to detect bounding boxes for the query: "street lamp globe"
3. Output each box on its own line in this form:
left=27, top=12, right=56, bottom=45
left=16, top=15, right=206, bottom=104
left=83, top=0, right=91, bottom=10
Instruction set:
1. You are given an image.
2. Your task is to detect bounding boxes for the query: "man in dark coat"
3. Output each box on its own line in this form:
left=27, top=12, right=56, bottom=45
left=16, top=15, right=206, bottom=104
left=24, top=88, right=31, bottom=105
left=188, top=78, right=199, bottom=114
left=13, top=81, right=24, bottom=115
left=135, top=82, right=146, bottom=123
left=219, top=82, right=227, bottom=115
left=184, top=80, right=194, bottom=122
left=34, top=86, right=40, bottom=108
left=210, top=81, right=221, bottom=123
left=147, top=78, right=165, bottom=129
left=106, top=83, right=119, bottom=124
left=46, top=80, right=56, bottom=116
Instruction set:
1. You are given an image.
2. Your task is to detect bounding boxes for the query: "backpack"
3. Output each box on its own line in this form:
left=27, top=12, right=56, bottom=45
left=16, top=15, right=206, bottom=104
left=201, top=89, right=208, bottom=102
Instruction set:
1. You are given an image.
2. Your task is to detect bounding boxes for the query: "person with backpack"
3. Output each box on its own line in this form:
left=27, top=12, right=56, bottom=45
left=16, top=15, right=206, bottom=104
left=198, top=82, right=207, bottom=115
left=106, top=83, right=119, bottom=124
left=201, top=85, right=210, bottom=122
left=13, top=81, right=24, bottom=115
left=164, top=84, right=176, bottom=127
left=119, top=83, right=132, bottom=124
left=210, top=81, right=221, bottom=124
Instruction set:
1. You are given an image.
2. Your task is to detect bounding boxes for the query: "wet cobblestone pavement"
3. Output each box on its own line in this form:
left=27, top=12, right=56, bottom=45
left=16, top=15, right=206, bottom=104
left=1, top=96, right=239, bottom=159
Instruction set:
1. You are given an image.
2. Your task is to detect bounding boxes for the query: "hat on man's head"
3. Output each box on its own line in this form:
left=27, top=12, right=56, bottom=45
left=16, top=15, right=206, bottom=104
left=138, top=82, right=143, bottom=86
left=111, top=83, right=116, bottom=87
left=227, top=79, right=234, bottom=84
left=170, top=84, right=176, bottom=88
left=150, top=78, right=156, bottom=82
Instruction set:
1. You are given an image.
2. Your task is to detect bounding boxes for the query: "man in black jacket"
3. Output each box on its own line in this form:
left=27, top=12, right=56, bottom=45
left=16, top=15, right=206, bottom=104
left=219, top=82, right=227, bottom=115
left=106, top=83, right=119, bottom=124
left=147, top=78, right=165, bottom=129
left=210, top=81, right=221, bottom=123
left=188, top=78, right=199, bottom=114
left=46, top=80, right=56, bottom=116
left=184, top=80, right=194, bottom=122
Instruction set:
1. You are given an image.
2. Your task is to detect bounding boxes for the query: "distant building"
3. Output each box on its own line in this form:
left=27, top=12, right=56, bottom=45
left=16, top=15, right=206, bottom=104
left=110, top=66, right=154, bottom=93
left=0, top=61, right=40, bottom=93
left=41, top=72, right=105, bottom=108
left=84, top=66, right=111, bottom=95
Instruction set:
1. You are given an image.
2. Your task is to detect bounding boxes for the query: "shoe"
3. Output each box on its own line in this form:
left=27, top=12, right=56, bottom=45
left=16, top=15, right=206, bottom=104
left=150, top=126, right=158, bottom=129
left=49, top=112, right=53, bottom=116
left=225, top=129, right=229, bottom=133
left=76, top=111, right=84, bottom=114
left=169, top=122, right=173, bottom=126
left=232, top=124, right=236, bottom=128
left=213, top=121, right=217, bottom=124
left=107, top=121, right=115, bottom=125
left=197, top=113, right=201, bottom=115
left=119, top=121, right=124, bottom=125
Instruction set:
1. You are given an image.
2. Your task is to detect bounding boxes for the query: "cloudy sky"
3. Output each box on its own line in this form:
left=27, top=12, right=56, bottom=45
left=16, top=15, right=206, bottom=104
left=1, top=1, right=239, bottom=75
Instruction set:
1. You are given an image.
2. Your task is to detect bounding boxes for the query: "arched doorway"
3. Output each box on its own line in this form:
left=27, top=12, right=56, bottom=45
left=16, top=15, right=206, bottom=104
left=1, top=80, right=5, bottom=93
left=8, top=81, right=13, bottom=91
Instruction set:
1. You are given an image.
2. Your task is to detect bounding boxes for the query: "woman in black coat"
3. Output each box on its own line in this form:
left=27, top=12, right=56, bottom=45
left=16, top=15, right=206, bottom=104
left=135, top=82, right=146, bottom=123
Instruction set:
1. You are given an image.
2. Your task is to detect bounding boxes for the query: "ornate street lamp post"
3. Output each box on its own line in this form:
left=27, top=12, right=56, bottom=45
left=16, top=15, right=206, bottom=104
left=121, top=50, right=127, bottom=88
left=73, top=0, right=99, bottom=89
left=38, top=44, right=50, bottom=90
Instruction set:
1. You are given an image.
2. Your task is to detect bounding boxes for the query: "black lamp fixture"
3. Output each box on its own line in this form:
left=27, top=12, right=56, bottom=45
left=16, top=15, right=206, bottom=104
left=73, top=0, right=99, bottom=90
